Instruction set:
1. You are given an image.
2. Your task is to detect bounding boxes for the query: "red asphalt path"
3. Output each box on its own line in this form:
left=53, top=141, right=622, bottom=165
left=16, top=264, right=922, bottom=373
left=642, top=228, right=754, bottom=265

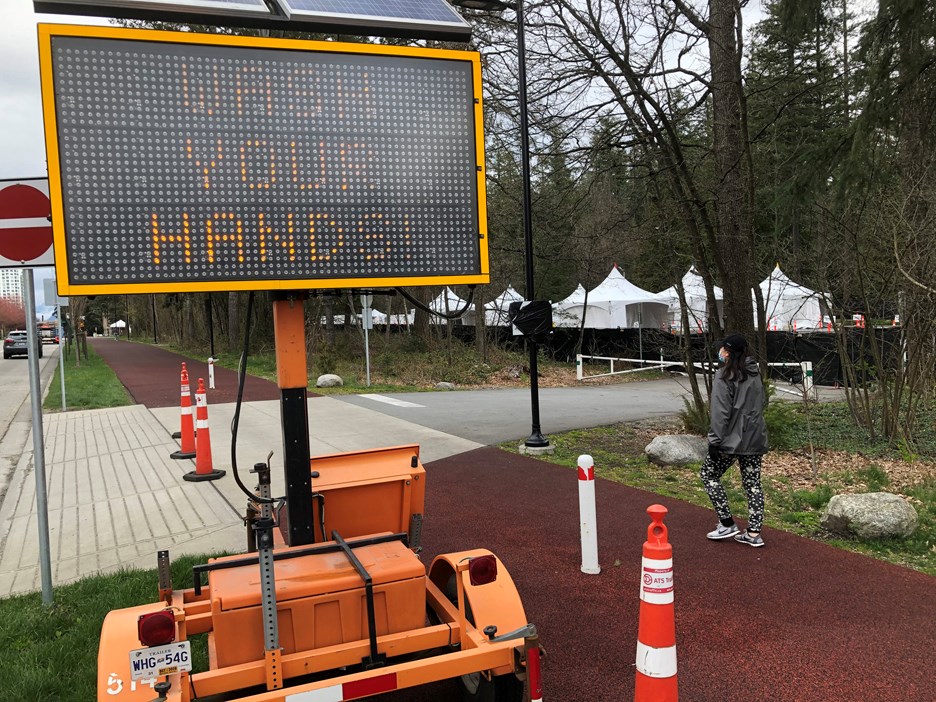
left=89, top=337, right=284, bottom=406
left=90, top=339, right=935, bottom=701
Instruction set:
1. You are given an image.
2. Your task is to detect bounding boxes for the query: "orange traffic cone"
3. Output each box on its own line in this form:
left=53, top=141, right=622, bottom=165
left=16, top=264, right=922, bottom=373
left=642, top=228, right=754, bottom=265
left=634, top=504, right=678, bottom=702
left=184, top=378, right=225, bottom=482
left=170, top=363, right=196, bottom=460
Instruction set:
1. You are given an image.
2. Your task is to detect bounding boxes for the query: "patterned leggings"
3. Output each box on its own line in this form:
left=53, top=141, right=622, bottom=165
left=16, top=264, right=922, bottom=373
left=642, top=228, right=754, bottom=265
left=699, top=453, right=765, bottom=533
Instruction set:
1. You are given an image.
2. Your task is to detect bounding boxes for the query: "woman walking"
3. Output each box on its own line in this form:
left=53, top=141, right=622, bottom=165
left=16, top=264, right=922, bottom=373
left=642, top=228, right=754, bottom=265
left=701, top=333, right=769, bottom=547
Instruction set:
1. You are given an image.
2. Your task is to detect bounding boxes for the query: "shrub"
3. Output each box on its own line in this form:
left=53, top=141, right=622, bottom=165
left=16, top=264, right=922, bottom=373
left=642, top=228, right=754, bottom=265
left=791, top=483, right=833, bottom=511
left=680, top=397, right=710, bottom=435
left=764, top=384, right=803, bottom=450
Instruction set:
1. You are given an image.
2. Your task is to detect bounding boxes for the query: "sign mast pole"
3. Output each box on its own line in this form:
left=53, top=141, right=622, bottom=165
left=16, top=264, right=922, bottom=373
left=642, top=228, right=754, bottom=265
left=24, top=268, right=54, bottom=604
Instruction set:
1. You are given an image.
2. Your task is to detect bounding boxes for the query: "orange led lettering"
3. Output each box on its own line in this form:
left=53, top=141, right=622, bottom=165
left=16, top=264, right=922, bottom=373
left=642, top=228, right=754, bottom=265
left=150, top=213, right=192, bottom=265
left=181, top=62, right=222, bottom=115
left=206, top=213, right=244, bottom=264
left=236, top=66, right=273, bottom=117
left=186, top=138, right=224, bottom=190
left=240, top=139, right=276, bottom=189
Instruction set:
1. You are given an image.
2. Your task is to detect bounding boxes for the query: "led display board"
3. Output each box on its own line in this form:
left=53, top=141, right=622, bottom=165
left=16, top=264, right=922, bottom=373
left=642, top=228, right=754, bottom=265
left=39, top=25, right=487, bottom=295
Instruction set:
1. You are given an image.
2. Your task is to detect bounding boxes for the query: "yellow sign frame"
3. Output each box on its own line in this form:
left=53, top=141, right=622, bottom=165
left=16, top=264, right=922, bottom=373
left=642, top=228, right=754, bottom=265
left=38, top=23, right=489, bottom=295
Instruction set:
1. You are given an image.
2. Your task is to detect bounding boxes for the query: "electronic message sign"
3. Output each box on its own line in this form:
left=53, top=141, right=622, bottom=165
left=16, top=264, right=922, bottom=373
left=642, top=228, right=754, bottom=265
left=38, top=25, right=488, bottom=295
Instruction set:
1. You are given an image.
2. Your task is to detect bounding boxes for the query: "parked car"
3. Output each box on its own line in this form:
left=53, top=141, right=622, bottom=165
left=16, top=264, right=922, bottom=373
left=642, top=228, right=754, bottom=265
left=3, top=331, right=43, bottom=359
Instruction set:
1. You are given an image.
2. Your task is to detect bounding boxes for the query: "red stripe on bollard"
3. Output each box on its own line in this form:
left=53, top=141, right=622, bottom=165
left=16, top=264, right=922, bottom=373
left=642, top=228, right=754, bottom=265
left=578, top=454, right=600, bottom=574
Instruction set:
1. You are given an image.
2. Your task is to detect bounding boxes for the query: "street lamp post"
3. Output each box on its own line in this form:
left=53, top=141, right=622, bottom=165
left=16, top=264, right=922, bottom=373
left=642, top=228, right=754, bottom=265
left=452, top=0, right=549, bottom=448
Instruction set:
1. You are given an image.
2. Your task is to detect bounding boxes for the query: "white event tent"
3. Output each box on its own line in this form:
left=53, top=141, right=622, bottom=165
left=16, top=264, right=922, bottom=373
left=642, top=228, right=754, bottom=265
left=429, top=287, right=475, bottom=325
left=484, top=285, right=525, bottom=326
left=553, top=266, right=667, bottom=329
left=656, top=267, right=724, bottom=332
left=756, top=265, right=827, bottom=330
left=552, top=284, right=587, bottom=327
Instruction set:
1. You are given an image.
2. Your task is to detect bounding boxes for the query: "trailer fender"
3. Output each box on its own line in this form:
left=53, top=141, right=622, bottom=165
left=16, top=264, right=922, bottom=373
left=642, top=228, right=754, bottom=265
left=97, top=604, right=183, bottom=701
left=429, top=549, right=528, bottom=641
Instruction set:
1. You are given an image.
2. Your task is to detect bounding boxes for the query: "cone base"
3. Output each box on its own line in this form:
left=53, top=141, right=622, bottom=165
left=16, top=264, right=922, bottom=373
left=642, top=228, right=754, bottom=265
left=635, top=671, right=678, bottom=702
left=183, top=469, right=226, bottom=482
left=171, top=431, right=182, bottom=439
left=170, top=450, right=196, bottom=460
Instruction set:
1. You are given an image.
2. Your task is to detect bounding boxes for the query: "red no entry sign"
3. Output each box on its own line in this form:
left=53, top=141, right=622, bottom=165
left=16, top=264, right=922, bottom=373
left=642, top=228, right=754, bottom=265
left=0, top=178, right=55, bottom=267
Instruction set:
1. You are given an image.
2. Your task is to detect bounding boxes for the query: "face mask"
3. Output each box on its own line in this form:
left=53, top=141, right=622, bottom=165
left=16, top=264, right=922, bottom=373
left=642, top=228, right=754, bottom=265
left=718, top=348, right=729, bottom=363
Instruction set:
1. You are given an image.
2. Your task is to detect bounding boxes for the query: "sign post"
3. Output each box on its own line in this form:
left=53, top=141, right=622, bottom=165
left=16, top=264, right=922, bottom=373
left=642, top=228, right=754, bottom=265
left=361, top=294, right=373, bottom=388
left=24, top=269, right=54, bottom=605
left=1, top=178, right=55, bottom=606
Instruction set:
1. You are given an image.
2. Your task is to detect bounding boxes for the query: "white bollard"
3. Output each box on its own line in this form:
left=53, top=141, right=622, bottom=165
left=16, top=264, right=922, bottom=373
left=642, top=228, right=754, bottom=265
left=208, top=357, right=217, bottom=390
left=801, top=361, right=814, bottom=395
left=578, top=454, right=600, bottom=574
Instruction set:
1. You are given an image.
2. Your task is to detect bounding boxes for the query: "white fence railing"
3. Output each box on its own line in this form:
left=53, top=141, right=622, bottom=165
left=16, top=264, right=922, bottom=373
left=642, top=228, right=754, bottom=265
left=576, top=353, right=814, bottom=395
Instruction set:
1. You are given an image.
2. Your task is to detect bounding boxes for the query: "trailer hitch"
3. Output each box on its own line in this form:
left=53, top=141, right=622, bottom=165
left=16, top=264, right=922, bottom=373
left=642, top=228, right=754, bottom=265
left=488, top=622, right=538, bottom=643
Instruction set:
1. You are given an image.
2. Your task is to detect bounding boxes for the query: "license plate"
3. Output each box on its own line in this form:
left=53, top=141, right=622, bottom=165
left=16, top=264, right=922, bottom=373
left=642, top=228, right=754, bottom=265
left=128, top=641, right=192, bottom=681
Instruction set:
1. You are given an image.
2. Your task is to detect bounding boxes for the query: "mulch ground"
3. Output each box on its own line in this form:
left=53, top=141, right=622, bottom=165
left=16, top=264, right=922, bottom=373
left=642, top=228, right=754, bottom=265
left=90, top=339, right=936, bottom=701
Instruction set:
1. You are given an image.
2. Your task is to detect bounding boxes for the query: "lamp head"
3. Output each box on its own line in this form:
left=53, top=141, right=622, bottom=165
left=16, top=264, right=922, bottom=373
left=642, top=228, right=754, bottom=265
left=450, top=0, right=513, bottom=11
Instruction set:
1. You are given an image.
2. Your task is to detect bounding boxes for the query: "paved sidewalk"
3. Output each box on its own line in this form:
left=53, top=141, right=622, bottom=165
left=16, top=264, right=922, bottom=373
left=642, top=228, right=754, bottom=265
left=0, top=406, right=240, bottom=595
left=0, top=395, right=481, bottom=597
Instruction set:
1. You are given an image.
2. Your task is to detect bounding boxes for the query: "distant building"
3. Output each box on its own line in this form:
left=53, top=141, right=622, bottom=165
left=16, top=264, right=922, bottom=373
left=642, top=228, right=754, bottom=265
left=0, top=269, right=24, bottom=307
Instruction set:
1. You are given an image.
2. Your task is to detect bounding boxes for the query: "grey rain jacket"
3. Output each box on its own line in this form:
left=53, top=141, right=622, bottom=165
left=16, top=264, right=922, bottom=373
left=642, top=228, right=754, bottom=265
left=707, top=357, right=769, bottom=455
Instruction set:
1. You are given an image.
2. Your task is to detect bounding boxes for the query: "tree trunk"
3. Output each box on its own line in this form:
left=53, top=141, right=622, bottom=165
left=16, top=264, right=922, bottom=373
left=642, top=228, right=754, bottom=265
left=708, top=0, right=757, bottom=345
left=413, top=288, right=431, bottom=343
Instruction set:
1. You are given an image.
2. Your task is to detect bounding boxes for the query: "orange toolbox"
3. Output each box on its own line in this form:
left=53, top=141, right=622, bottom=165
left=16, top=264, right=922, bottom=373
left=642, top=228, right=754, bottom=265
left=208, top=536, right=426, bottom=669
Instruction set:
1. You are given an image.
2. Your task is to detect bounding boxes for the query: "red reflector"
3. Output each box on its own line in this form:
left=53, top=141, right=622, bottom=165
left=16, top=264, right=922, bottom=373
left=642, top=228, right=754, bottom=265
left=137, top=609, right=176, bottom=647
left=468, top=555, right=498, bottom=586
left=343, top=672, right=398, bottom=698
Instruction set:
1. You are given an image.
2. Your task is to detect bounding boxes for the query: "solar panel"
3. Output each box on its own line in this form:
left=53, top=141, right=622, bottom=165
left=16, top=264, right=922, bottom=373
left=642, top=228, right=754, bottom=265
left=34, top=0, right=275, bottom=18
left=33, top=0, right=472, bottom=39
left=279, top=0, right=468, bottom=26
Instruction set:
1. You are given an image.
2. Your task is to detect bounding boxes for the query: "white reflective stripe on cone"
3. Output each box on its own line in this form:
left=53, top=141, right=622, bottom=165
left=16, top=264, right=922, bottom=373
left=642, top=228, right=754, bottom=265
left=635, top=641, right=677, bottom=678
left=196, top=419, right=209, bottom=430
left=181, top=385, right=189, bottom=393
left=180, top=406, right=193, bottom=415
left=640, top=557, right=674, bottom=604
left=196, top=394, right=207, bottom=407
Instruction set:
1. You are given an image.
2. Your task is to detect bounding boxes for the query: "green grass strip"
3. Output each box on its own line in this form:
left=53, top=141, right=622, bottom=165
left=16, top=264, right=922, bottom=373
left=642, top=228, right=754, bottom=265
left=0, top=555, right=219, bottom=700
left=43, top=344, right=134, bottom=411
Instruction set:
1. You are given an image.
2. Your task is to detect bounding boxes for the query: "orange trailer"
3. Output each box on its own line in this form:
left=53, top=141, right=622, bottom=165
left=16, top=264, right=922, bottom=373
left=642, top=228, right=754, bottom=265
left=95, top=300, right=541, bottom=702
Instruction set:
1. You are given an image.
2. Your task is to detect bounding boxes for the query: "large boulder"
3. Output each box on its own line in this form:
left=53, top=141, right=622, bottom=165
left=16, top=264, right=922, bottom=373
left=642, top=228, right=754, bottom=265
left=820, top=492, right=918, bottom=539
left=645, top=435, right=708, bottom=467
left=315, top=374, right=344, bottom=388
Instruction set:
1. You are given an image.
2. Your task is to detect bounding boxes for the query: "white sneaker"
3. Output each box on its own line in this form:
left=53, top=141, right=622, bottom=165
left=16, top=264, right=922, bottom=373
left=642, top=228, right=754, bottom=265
left=706, top=523, right=740, bottom=540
